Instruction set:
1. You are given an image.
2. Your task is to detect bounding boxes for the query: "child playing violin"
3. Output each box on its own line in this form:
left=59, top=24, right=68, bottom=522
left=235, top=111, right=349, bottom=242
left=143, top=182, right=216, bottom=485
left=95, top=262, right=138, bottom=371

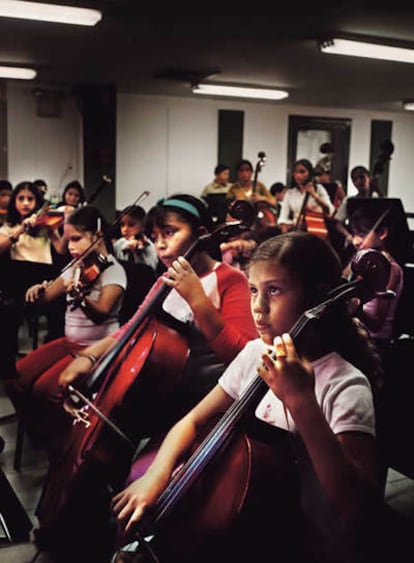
left=112, top=232, right=385, bottom=563
left=113, top=204, right=159, bottom=271
left=0, top=181, right=68, bottom=369
left=4, top=204, right=127, bottom=453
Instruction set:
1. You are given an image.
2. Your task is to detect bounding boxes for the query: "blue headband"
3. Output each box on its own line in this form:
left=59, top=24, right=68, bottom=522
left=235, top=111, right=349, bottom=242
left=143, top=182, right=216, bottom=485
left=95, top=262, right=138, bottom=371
left=159, top=198, right=200, bottom=219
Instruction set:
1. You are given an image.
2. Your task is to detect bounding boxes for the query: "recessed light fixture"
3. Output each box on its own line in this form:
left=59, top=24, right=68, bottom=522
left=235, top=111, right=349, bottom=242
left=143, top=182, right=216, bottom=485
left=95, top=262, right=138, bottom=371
left=0, top=1, right=102, bottom=26
left=0, top=66, right=36, bottom=79
left=403, top=100, right=414, bottom=111
left=320, top=38, right=414, bottom=64
left=192, top=84, right=289, bottom=101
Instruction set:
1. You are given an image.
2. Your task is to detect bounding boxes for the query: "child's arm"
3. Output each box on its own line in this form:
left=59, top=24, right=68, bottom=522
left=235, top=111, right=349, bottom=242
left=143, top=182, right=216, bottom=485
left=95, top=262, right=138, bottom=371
left=25, top=276, right=65, bottom=304
left=111, top=384, right=233, bottom=534
left=259, top=334, right=378, bottom=521
left=78, top=283, right=124, bottom=324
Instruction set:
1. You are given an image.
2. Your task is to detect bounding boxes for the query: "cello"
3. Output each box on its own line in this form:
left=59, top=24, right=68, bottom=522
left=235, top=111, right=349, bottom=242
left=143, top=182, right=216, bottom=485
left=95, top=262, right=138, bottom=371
left=250, top=151, right=279, bottom=238
left=35, top=218, right=251, bottom=550
left=113, top=248, right=391, bottom=562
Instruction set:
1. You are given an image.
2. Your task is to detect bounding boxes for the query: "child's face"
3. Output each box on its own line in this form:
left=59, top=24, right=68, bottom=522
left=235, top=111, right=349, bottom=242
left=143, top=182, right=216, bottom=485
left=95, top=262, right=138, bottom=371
left=351, top=227, right=383, bottom=252
left=64, top=224, right=96, bottom=259
left=150, top=211, right=196, bottom=269
left=216, top=169, right=230, bottom=185
left=15, top=188, right=36, bottom=218
left=0, top=188, right=11, bottom=211
left=64, top=188, right=81, bottom=207
left=237, top=164, right=252, bottom=182
left=351, top=172, right=370, bottom=195
left=293, top=164, right=310, bottom=186
left=120, top=216, right=143, bottom=240
left=248, top=260, right=306, bottom=346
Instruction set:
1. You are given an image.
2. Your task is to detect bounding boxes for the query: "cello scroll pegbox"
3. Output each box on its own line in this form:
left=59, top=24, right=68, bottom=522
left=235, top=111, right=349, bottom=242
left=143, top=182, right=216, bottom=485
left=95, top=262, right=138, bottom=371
left=350, top=248, right=391, bottom=303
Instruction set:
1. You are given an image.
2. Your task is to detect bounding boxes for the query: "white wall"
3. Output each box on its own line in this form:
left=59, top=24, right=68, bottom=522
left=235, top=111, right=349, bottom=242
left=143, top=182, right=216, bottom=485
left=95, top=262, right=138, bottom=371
left=116, top=94, right=414, bottom=217
left=6, top=83, right=414, bottom=218
left=6, top=82, right=83, bottom=203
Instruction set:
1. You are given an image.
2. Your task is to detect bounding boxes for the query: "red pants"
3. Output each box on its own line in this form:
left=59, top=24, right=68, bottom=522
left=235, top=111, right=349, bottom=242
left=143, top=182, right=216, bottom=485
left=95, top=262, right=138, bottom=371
left=5, top=337, right=85, bottom=451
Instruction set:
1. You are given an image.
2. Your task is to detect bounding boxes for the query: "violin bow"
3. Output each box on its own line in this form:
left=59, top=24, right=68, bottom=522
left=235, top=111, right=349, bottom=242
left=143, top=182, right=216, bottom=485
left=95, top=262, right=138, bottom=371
left=85, top=175, right=112, bottom=205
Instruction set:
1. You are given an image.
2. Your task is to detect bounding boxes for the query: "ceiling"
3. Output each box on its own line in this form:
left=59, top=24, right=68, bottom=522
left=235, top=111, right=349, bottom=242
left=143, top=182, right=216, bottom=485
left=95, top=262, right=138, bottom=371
left=3, top=1, right=414, bottom=112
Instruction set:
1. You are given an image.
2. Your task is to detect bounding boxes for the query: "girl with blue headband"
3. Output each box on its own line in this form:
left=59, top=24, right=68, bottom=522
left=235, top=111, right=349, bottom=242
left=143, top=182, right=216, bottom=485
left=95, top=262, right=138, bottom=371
left=49, top=194, right=257, bottom=562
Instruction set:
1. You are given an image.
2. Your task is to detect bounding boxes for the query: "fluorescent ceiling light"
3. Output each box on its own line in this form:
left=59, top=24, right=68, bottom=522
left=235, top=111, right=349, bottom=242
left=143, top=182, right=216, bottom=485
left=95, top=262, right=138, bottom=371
left=192, top=84, right=289, bottom=101
left=403, top=100, right=414, bottom=111
left=0, top=1, right=102, bottom=26
left=320, top=38, right=414, bottom=64
left=0, top=66, right=36, bottom=79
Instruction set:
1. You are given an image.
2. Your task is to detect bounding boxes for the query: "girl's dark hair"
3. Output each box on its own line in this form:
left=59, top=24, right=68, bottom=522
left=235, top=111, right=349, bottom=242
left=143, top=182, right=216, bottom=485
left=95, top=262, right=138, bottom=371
left=236, top=159, right=253, bottom=173
left=146, top=193, right=214, bottom=235
left=145, top=193, right=218, bottom=258
left=350, top=165, right=370, bottom=180
left=8, top=181, right=44, bottom=225
left=61, top=180, right=86, bottom=205
left=66, top=204, right=112, bottom=252
left=290, top=158, right=314, bottom=188
left=249, top=231, right=383, bottom=399
left=121, top=205, right=146, bottom=223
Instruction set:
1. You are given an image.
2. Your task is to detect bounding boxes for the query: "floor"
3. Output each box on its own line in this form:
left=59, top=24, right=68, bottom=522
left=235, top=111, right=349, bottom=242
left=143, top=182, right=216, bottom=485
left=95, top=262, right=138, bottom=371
left=1, top=319, right=414, bottom=562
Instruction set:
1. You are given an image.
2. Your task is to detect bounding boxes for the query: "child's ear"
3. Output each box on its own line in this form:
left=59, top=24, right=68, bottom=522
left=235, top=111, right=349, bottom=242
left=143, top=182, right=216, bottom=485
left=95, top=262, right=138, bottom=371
left=378, top=227, right=388, bottom=241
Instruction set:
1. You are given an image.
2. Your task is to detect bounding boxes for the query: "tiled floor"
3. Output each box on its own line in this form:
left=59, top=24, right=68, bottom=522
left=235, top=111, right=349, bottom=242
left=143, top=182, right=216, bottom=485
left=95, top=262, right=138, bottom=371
left=1, top=319, right=414, bottom=562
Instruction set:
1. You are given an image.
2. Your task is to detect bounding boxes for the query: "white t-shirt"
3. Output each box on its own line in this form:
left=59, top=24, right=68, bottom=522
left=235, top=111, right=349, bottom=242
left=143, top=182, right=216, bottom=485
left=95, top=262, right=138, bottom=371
left=218, top=338, right=376, bottom=436
left=61, top=254, right=127, bottom=346
left=0, top=224, right=53, bottom=263
left=278, top=184, right=335, bottom=227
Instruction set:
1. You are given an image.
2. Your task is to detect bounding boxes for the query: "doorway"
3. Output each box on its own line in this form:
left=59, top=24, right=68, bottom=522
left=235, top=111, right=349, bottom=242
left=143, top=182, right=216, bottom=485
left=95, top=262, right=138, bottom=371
left=287, top=115, right=351, bottom=191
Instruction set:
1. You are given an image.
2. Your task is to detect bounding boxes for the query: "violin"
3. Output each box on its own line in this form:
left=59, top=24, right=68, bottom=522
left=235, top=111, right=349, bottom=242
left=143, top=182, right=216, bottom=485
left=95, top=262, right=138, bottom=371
left=67, top=251, right=114, bottom=310
left=25, top=205, right=65, bottom=235
left=113, top=248, right=391, bottom=562
left=35, top=218, right=251, bottom=548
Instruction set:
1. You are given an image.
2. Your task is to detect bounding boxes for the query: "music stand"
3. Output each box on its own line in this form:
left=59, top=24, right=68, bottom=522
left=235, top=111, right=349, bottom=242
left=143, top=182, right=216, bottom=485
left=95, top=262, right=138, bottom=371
left=203, top=193, right=229, bottom=224
left=346, top=198, right=412, bottom=266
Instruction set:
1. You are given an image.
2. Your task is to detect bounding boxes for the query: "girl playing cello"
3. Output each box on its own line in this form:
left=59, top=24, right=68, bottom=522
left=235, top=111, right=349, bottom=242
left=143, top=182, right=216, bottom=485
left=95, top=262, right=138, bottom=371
left=112, top=232, right=384, bottom=563
left=59, top=194, right=257, bottom=425
left=34, top=194, right=256, bottom=563
left=278, top=158, right=334, bottom=235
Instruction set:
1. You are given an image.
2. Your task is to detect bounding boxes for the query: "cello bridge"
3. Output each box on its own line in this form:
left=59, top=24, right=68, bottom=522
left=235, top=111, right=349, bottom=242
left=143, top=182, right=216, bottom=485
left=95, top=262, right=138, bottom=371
left=71, top=407, right=91, bottom=428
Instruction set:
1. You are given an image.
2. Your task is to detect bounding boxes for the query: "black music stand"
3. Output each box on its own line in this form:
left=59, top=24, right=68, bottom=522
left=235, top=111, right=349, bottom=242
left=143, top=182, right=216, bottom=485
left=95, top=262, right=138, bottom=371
left=346, top=197, right=411, bottom=266
left=203, top=193, right=229, bottom=224
left=0, top=467, right=33, bottom=543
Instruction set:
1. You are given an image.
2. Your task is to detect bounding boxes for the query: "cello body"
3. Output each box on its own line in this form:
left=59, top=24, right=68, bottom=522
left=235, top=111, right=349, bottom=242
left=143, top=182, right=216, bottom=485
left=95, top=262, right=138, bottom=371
left=115, top=423, right=298, bottom=563
left=36, top=317, right=189, bottom=547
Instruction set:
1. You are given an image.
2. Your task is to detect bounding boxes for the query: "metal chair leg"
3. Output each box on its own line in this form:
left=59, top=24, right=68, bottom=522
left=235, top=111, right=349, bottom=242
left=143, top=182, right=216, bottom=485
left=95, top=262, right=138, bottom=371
left=13, top=419, right=24, bottom=471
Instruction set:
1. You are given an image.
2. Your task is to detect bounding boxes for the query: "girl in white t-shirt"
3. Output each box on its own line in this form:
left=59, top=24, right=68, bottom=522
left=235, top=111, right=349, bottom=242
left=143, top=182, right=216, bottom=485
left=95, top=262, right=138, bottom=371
left=112, top=231, right=385, bottom=563
left=5, top=205, right=127, bottom=452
